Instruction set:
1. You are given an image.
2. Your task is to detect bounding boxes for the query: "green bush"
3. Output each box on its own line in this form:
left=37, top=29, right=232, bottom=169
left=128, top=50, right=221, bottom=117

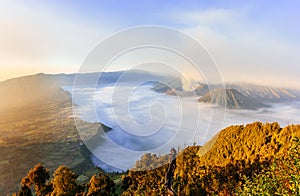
left=237, top=137, right=300, bottom=195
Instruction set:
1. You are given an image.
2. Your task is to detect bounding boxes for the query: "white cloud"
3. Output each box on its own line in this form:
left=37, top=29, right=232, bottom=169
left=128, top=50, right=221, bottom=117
left=175, top=8, right=236, bottom=26
left=169, top=8, right=300, bottom=89
left=0, top=1, right=111, bottom=81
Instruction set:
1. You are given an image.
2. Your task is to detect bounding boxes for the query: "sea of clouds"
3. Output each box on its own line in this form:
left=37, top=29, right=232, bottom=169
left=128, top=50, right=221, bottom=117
left=62, top=84, right=300, bottom=171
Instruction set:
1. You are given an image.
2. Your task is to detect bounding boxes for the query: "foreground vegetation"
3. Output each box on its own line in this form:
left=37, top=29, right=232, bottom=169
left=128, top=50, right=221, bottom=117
left=123, top=122, right=300, bottom=195
left=12, top=122, right=300, bottom=195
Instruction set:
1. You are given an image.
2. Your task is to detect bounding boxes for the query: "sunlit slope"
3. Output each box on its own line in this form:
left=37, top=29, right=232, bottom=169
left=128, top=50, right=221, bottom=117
left=197, top=122, right=300, bottom=166
left=0, top=73, right=102, bottom=194
left=123, top=122, right=300, bottom=195
left=0, top=73, right=72, bottom=111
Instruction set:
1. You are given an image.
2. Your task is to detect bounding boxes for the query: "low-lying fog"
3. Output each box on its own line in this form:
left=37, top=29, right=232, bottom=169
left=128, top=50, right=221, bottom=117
left=63, top=84, right=300, bottom=171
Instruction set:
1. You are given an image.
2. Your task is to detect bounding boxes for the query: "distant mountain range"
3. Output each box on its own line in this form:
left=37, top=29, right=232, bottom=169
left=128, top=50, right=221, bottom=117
left=0, top=70, right=167, bottom=111
left=198, top=88, right=268, bottom=110
left=152, top=79, right=300, bottom=109
left=1, top=71, right=299, bottom=111
left=225, top=83, right=299, bottom=102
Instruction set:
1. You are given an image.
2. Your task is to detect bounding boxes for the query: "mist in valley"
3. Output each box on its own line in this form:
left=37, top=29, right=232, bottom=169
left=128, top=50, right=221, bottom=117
left=63, top=82, right=300, bottom=171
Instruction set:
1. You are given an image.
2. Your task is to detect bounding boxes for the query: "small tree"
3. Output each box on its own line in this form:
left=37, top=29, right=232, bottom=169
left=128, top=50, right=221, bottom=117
left=87, top=172, right=115, bottom=196
left=51, top=165, right=79, bottom=196
left=17, top=183, right=32, bottom=196
left=20, top=163, right=50, bottom=196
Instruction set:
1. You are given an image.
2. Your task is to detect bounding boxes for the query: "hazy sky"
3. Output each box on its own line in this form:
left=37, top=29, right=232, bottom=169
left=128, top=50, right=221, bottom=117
left=0, top=0, right=299, bottom=88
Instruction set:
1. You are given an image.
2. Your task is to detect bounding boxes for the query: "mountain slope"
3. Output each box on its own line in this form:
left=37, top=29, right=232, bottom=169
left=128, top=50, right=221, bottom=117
left=198, top=88, right=267, bottom=109
left=0, top=73, right=65, bottom=111
left=197, top=122, right=300, bottom=166
left=152, top=81, right=300, bottom=103
left=0, top=70, right=169, bottom=111
left=0, top=70, right=170, bottom=194
left=0, top=73, right=108, bottom=194
left=225, top=83, right=299, bottom=102
left=122, top=122, right=300, bottom=195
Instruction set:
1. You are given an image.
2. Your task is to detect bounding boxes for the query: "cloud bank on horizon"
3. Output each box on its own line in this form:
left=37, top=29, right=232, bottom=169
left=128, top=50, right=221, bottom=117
left=0, top=0, right=299, bottom=89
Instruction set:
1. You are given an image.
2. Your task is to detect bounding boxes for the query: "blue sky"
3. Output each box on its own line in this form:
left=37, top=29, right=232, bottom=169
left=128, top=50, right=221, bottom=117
left=0, top=0, right=299, bottom=88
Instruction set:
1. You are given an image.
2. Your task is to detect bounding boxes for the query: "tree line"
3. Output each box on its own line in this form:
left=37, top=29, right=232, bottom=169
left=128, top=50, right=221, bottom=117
left=13, top=122, right=300, bottom=195
left=15, top=164, right=116, bottom=196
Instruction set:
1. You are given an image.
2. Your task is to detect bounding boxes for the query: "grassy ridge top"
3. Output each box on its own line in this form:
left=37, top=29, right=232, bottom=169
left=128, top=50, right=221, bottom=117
left=123, top=122, right=300, bottom=195
left=198, top=122, right=300, bottom=166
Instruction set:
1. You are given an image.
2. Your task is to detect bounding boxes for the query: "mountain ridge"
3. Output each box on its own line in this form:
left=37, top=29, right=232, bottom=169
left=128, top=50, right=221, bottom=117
left=122, top=122, right=300, bottom=195
left=152, top=80, right=300, bottom=106
left=198, top=88, right=268, bottom=109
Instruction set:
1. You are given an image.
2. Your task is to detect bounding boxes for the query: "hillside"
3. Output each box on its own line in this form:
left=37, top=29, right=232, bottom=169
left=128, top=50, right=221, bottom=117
left=9, top=122, right=300, bottom=195
left=198, top=88, right=268, bottom=109
left=0, top=73, right=64, bottom=111
left=197, top=122, right=300, bottom=165
left=1, top=72, right=300, bottom=195
left=122, top=122, right=300, bottom=195
left=0, top=71, right=169, bottom=194
left=0, top=74, right=111, bottom=194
